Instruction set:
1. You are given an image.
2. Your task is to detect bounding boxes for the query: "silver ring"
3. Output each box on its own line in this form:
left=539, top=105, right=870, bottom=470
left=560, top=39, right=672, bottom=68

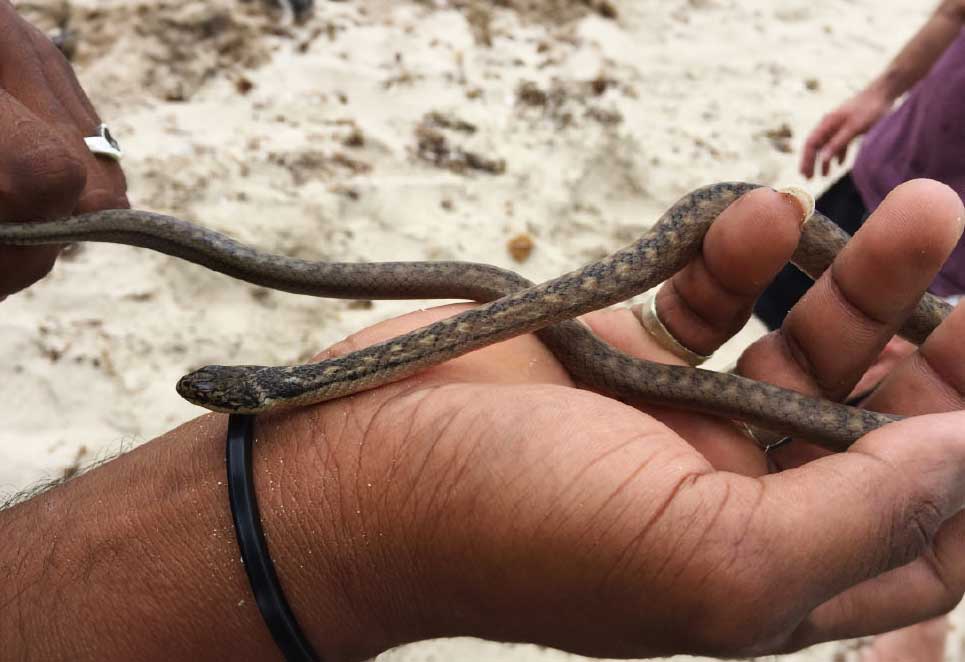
left=84, top=123, right=122, bottom=161
left=631, top=287, right=711, bottom=367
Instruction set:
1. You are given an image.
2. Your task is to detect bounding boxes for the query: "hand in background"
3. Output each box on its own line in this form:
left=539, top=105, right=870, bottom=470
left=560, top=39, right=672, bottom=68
left=0, top=1, right=127, bottom=299
left=800, top=85, right=894, bottom=179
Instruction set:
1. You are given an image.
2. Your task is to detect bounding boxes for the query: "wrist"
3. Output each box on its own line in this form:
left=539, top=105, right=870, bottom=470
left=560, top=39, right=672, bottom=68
left=250, top=406, right=426, bottom=660
left=865, top=75, right=902, bottom=105
left=0, top=416, right=270, bottom=659
left=0, top=408, right=410, bottom=661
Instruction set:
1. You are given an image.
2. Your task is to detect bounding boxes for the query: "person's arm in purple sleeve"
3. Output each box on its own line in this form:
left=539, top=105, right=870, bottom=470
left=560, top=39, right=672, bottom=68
left=801, top=0, right=965, bottom=178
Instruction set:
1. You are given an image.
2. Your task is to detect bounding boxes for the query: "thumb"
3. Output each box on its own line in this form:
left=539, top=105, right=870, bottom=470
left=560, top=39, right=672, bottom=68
left=758, top=412, right=965, bottom=610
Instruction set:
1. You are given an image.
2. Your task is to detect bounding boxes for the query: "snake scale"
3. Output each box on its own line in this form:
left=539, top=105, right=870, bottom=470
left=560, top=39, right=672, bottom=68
left=0, top=182, right=952, bottom=452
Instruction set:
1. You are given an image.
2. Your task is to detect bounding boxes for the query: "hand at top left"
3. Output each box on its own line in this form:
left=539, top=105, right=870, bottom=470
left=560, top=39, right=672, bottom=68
left=0, top=1, right=128, bottom=298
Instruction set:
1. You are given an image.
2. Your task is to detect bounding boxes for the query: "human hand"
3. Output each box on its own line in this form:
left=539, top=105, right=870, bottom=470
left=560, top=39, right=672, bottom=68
left=0, top=2, right=128, bottom=299
left=800, top=85, right=895, bottom=179
left=257, top=180, right=965, bottom=659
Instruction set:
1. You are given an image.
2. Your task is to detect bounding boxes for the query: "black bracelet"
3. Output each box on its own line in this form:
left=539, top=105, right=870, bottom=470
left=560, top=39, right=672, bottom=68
left=226, top=413, right=321, bottom=662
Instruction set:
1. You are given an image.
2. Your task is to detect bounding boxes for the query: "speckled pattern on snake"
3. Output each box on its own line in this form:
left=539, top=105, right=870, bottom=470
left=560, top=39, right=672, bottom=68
left=0, top=182, right=952, bottom=452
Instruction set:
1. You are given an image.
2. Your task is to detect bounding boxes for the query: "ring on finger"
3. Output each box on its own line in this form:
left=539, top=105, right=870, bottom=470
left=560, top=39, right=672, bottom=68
left=631, top=287, right=711, bottom=367
left=84, top=123, right=123, bottom=161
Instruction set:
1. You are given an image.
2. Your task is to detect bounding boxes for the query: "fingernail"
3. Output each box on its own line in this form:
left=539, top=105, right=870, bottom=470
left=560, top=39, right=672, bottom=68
left=777, top=186, right=815, bottom=226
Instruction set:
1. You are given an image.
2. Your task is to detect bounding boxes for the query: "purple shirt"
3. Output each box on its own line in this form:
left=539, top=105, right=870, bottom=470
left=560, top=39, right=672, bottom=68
left=852, top=30, right=965, bottom=297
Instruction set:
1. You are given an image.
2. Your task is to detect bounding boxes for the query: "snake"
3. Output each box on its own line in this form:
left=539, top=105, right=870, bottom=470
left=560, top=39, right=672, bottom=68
left=0, top=182, right=952, bottom=452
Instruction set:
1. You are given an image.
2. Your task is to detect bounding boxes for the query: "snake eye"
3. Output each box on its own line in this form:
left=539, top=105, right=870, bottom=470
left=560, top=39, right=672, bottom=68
left=179, top=370, right=216, bottom=393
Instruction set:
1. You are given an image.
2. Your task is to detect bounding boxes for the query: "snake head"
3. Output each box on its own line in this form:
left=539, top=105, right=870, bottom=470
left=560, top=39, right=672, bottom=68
left=177, top=365, right=270, bottom=413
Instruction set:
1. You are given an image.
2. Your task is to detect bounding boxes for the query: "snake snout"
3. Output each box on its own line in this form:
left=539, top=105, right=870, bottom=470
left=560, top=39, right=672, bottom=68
left=177, top=365, right=267, bottom=413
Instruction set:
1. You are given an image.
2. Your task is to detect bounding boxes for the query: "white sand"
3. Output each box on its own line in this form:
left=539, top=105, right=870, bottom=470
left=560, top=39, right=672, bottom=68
left=3, top=1, right=957, bottom=660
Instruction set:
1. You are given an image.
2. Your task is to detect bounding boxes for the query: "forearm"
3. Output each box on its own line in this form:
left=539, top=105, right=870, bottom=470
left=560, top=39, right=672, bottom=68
left=869, top=0, right=965, bottom=100
left=0, top=411, right=396, bottom=661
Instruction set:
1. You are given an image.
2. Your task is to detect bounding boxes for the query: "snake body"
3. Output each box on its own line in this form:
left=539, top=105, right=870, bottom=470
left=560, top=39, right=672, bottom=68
left=0, top=182, right=951, bottom=451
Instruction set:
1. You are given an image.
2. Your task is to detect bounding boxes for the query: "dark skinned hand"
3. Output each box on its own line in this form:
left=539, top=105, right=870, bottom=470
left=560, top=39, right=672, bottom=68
left=236, top=180, right=965, bottom=659
left=0, top=0, right=127, bottom=299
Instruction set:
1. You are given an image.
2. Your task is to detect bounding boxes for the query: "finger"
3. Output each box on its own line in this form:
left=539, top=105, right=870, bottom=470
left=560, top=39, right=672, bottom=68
left=836, top=142, right=848, bottom=166
left=0, top=89, right=86, bottom=296
left=820, top=148, right=834, bottom=177
left=741, top=180, right=963, bottom=406
left=589, top=187, right=806, bottom=365
left=580, top=188, right=806, bottom=472
left=854, top=619, right=949, bottom=662
left=821, top=126, right=855, bottom=175
left=0, top=7, right=126, bottom=212
left=21, top=26, right=127, bottom=211
left=678, top=413, right=965, bottom=650
left=848, top=337, right=916, bottom=401
left=801, top=114, right=843, bottom=178
left=741, top=180, right=962, bottom=466
left=789, top=511, right=965, bottom=647
left=660, top=188, right=809, bottom=356
left=796, top=307, right=965, bottom=643
left=758, top=413, right=965, bottom=648
left=863, top=301, right=965, bottom=418
left=799, top=149, right=816, bottom=180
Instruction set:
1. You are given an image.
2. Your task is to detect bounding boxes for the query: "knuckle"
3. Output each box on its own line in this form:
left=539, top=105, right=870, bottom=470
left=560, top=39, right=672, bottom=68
left=889, top=496, right=943, bottom=566
left=931, top=585, right=962, bottom=617
left=24, top=21, right=68, bottom=64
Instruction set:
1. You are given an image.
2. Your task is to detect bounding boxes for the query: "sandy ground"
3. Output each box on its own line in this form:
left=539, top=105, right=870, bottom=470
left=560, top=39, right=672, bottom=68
left=3, top=0, right=960, bottom=660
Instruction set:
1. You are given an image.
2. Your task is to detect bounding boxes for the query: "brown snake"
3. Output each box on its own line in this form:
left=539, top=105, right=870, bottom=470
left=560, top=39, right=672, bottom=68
left=0, top=182, right=952, bottom=452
